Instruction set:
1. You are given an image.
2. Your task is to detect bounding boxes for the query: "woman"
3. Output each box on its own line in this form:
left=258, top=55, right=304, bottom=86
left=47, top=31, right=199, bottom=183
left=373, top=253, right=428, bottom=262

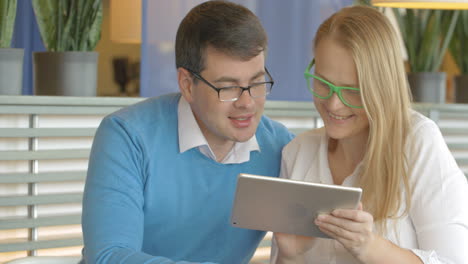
left=271, top=5, right=468, bottom=264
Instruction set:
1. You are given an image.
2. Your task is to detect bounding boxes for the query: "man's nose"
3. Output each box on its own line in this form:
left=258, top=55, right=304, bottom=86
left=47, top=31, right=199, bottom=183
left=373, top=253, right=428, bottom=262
left=234, top=88, right=255, bottom=108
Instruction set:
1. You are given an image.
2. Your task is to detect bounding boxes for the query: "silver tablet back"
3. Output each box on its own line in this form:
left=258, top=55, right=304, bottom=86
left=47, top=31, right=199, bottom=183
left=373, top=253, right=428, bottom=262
left=230, top=173, right=362, bottom=238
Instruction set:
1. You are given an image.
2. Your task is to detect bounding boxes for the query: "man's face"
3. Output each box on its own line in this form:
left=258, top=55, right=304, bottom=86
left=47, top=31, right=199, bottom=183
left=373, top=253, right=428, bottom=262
left=179, top=46, right=267, bottom=148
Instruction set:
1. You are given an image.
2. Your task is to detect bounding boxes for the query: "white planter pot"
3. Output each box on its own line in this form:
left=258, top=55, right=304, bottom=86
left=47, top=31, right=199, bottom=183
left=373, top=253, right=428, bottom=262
left=0, top=48, right=24, bottom=95
left=407, top=72, right=446, bottom=104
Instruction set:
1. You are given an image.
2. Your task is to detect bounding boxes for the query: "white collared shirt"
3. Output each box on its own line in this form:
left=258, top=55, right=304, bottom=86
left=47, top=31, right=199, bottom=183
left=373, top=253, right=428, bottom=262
left=270, top=110, right=468, bottom=264
left=177, top=96, right=260, bottom=164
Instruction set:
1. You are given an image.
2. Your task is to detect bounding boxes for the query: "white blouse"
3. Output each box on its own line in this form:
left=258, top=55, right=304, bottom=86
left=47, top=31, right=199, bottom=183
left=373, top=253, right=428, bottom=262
left=271, top=111, right=468, bottom=264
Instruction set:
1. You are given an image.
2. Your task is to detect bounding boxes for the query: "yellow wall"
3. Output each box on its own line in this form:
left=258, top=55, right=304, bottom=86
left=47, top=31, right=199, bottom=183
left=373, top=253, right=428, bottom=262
left=95, top=0, right=141, bottom=97
left=442, top=52, right=461, bottom=103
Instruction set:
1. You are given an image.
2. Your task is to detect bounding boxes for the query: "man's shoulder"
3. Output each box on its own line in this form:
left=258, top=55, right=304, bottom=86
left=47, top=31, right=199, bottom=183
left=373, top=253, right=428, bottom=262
left=108, top=93, right=181, bottom=124
left=257, top=115, right=295, bottom=146
left=97, top=93, right=180, bottom=140
left=258, top=115, right=292, bottom=135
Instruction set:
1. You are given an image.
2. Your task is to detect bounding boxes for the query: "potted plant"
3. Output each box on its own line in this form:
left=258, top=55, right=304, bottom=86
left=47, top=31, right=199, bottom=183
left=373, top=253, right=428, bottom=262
left=450, top=10, right=468, bottom=103
left=393, top=8, right=459, bottom=103
left=0, top=0, right=23, bottom=95
left=32, top=0, right=103, bottom=96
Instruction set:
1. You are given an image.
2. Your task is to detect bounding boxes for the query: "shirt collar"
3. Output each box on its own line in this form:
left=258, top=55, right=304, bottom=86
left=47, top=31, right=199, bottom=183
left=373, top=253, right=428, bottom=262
left=177, top=96, right=260, bottom=164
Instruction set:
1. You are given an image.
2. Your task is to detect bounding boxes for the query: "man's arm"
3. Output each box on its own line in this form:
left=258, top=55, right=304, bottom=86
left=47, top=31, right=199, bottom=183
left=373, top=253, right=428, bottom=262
left=81, top=116, right=216, bottom=264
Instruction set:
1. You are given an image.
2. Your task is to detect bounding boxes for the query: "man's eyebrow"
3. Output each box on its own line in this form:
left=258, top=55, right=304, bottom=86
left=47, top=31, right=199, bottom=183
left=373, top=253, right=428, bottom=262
left=213, top=76, right=238, bottom=83
left=250, top=70, right=266, bottom=82
left=213, top=70, right=266, bottom=84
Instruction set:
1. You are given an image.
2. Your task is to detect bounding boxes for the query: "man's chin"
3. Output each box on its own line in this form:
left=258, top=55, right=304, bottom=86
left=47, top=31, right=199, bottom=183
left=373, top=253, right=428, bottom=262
left=232, top=132, right=256, bottom=143
left=230, top=123, right=259, bottom=142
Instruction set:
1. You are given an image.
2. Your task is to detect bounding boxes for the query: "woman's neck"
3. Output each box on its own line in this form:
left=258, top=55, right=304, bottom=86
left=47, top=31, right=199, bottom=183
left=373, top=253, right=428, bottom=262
left=328, top=130, right=369, bottom=185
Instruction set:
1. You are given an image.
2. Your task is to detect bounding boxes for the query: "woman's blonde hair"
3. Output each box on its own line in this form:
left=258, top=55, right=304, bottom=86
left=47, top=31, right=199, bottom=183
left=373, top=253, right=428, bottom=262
left=314, top=5, right=412, bottom=233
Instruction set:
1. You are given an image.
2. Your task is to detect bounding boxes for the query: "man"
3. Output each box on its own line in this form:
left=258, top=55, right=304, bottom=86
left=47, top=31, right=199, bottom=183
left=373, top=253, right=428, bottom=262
left=81, top=1, right=293, bottom=263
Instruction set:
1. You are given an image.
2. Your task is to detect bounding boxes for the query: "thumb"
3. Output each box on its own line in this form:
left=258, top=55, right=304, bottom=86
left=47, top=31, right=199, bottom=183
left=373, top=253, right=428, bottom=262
left=357, top=202, right=363, bottom=211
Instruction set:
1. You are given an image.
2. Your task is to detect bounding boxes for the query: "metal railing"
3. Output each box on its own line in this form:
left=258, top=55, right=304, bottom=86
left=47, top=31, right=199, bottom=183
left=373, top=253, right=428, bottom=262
left=0, top=95, right=466, bottom=262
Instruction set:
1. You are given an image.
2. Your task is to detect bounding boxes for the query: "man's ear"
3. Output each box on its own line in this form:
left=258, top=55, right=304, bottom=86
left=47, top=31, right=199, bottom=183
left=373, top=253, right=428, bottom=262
left=178, top=67, right=194, bottom=103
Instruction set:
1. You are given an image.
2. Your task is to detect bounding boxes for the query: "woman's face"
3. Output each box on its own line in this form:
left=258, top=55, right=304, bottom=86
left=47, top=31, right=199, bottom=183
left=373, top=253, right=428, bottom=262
left=313, top=37, right=369, bottom=142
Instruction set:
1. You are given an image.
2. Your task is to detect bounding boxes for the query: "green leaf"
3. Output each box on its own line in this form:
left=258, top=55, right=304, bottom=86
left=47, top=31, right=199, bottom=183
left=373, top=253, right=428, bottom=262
left=86, top=0, right=102, bottom=51
left=422, top=11, right=439, bottom=72
left=450, top=10, right=468, bottom=74
left=0, top=0, right=17, bottom=48
left=433, top=10, right=459, bottom=72
left=395, top=8, right=460, bottom=73
left=32, top=0, right=102, bottom=51
left=32, top=0, right=58, bottom=51
left=61, top=0, right=76, bottom=51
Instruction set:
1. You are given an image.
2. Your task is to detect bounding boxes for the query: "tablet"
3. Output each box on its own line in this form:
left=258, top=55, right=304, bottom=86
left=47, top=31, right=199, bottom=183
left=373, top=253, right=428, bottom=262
left=230, top=173, right=362, bottom=238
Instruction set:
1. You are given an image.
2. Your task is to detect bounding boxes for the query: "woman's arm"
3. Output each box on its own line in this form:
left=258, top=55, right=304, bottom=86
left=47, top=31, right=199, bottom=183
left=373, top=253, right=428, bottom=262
left=271, top=142, right=318, bottom=264
left=315, top=204, right=423, bottom=264
left=273, top=233, right=316, bottom=264
left=315, top=119, right=468, bottom=264
left=405, top=120, right=468, bottom=263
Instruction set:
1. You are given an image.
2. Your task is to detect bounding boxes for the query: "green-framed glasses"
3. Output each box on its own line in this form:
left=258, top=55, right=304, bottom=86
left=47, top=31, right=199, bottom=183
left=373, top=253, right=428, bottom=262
left=304, top=59, right=363, bottom=108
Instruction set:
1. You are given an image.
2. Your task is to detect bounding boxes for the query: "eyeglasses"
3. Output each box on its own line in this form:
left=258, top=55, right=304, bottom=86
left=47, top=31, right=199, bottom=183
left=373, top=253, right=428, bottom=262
left=185, top=68, right=274, bottom=102
left=304, top=59, right=363, bottom=109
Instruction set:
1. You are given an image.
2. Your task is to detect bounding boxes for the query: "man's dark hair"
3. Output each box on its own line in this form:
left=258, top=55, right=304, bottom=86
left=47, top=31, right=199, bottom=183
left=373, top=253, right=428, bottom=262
left=175, top=1, right=267, bottom=73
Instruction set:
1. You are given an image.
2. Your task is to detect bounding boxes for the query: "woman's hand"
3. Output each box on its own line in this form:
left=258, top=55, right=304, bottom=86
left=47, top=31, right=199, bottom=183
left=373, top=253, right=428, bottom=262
left=274, top=232, right=315, bottom=264
left=314, top=203, right=376, bottom=262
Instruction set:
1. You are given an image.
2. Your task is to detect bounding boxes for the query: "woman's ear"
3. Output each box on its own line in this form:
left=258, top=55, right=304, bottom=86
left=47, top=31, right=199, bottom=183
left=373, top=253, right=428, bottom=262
left=178, top=67, right=194, bottom=103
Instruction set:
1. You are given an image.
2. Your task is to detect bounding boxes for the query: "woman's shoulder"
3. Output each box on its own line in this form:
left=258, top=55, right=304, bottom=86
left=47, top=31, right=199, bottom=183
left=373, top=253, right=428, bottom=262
left=409, top=110, right=438, bottom=134
left=280, top=127, right=327, bottom=181
left=406, top=109, right=465, bottom=184
left=288, top=127, right=325, bottom=146
left=407, top=110, right=445, bottom=150
left=283, top=127, right=326, bottom=155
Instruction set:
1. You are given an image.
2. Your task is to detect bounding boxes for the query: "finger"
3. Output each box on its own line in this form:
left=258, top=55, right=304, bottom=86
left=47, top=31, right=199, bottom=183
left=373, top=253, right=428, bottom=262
left=316, top=214, right=363, bottom=234
left=317, top=220, right=357, bottom=241
left=331, top=208, right=373, bottom=223
left=317, top=224, right=337, bottom=239
left=358, top=202, right=363, bottom=211
left=318, top=225, right=358, bottom=256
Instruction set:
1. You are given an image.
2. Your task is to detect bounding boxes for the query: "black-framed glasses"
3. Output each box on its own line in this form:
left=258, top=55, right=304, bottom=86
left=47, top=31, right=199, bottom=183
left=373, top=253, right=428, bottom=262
left=304, top=59, right=363, bottom=109
left=185, top=68, right=274, bottom=102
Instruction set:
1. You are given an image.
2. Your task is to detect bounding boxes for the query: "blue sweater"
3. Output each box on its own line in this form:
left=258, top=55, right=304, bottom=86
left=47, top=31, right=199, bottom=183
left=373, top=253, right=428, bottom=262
left=81, top=93, right=294, bottom=264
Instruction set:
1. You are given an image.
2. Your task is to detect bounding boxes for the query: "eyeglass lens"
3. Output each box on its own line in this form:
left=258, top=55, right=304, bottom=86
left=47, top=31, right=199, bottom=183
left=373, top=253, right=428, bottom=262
left=312, top=78, right=361, bottom=107
left=219, top=83, right=272, bottom=101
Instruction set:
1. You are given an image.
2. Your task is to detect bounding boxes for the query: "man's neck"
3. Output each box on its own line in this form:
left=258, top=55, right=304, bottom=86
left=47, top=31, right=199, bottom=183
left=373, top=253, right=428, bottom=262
left=209, top=140, right=235, bottom=162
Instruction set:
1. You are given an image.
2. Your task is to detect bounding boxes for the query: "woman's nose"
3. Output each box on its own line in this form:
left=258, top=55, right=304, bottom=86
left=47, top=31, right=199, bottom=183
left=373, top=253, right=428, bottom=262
left=326, top=92, right=346, bottom=110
